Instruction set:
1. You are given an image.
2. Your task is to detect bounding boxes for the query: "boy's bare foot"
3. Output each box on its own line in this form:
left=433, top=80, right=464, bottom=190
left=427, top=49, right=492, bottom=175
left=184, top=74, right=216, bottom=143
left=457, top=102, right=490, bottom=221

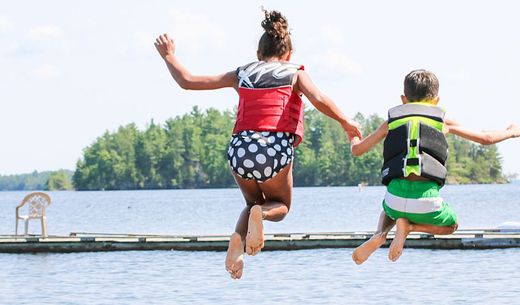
left=352, top=233, right=387, bottom=265
left=388, top=218, right=412, bottom=262
left=225, top=233, right=244, bottom=279
left=246, top=205, right=264, bottom=256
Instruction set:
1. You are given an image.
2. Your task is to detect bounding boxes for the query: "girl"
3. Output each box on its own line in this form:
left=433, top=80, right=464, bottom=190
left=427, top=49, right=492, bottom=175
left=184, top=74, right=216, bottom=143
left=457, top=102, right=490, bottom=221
left=155, top=9, right=361, bottom=279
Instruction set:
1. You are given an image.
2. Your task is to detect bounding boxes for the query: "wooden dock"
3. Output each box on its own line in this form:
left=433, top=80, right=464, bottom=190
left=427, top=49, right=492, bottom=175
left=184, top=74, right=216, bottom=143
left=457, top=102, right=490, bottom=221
left=0, top=229, right=519, bottom=253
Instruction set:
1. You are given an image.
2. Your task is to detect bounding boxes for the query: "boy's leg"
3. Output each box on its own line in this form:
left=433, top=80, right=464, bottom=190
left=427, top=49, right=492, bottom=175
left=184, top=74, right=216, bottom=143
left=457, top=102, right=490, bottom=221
left=410, top=222, right=458, bottom=235
left=352, top=211, right=396, bottom=265
left=384, top=179, right=458, bottom=261
left=388, top=219, right=458, bottom=262
left=225, top=175, right=264, bottom=279
left=388, top=218, right=411, bottom=262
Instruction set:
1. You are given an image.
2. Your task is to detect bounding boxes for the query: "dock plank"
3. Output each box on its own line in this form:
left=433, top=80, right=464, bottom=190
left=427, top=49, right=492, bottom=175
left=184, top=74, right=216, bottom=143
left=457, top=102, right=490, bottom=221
left=0, top=230, right=519, bottom=253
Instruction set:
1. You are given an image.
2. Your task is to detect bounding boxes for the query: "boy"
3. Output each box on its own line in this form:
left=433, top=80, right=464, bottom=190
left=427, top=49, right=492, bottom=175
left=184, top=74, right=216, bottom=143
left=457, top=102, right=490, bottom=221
left=350, top=69, right=520, bottom=264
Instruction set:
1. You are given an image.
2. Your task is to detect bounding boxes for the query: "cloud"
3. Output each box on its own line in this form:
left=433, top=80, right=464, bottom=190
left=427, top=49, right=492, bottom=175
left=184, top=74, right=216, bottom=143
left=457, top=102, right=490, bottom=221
left=168, top=9, right=227, bottom=52
left=5, top=43, right=43, bottom=58
left=303, top=24, right=361, bottom=76
left=320, top=24, right=345, bottom=45
left=29, top=25, right=62, bottom=39
left=135, top=30, right=156, bottom=51
left=2, top=25, right=64, bottom=58
left=446, top=69, right=469, bottom=81
left=27, top=64, right=59, bottom=79
left=321, top=50, right=363, bottom=75
left=0, top=16, right=14, bottom=31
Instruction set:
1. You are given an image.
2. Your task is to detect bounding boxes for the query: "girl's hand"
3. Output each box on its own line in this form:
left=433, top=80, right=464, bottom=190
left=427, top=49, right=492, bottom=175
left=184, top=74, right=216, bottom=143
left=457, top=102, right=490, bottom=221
left=154, top=33, right=175, bottom=59
left=507, top=124, right=520, bottom=138
left=342, top=119, right=362, bottom=141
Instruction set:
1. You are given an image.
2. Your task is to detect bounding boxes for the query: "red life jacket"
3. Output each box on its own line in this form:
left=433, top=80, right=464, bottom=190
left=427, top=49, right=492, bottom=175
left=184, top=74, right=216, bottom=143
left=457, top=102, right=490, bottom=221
left=233, top=61, right=305, bottom=147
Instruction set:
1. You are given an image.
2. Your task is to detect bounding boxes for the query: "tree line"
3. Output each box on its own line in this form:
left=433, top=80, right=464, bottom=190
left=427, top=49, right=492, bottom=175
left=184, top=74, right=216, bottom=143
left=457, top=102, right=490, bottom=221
left=71, top=107, right=507, bottom=190
left=0, top=170, right=73, bottom=191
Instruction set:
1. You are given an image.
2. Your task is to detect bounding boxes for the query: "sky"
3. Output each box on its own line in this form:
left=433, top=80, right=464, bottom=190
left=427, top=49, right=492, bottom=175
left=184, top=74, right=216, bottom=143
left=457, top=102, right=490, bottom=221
left=1, top=0, right=519, bottom=176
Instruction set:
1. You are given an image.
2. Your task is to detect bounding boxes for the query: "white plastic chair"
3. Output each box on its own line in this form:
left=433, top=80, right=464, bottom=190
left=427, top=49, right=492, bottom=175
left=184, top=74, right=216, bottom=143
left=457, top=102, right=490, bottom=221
left=15, top=192, right=51, bottom=238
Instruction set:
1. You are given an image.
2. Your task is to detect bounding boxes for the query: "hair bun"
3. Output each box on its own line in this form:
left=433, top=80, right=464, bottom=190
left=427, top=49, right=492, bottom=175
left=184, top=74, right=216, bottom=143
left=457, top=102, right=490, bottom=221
left=261, top=9, right=289, bottom=40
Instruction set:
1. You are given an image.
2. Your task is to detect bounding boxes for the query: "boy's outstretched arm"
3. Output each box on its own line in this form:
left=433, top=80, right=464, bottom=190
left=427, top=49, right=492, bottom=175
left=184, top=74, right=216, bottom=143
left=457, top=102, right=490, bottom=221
left=350, top=122, right=388, bottom=156
left=154, top=34, right=237, bottom=91
left=296, top=70, right=362, bottom=139
left=445, top=119, right=520, bottom=145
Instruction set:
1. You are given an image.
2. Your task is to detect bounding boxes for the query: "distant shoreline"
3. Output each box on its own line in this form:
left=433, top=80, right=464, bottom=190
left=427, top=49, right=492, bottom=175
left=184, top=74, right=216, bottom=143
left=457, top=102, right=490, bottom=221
left=1, top=180, right=517, bottom=192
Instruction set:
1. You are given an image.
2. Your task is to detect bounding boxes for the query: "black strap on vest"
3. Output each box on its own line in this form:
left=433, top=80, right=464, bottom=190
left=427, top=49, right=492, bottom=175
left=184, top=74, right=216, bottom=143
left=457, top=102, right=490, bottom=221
left=381, top=103, right=448, bottom=186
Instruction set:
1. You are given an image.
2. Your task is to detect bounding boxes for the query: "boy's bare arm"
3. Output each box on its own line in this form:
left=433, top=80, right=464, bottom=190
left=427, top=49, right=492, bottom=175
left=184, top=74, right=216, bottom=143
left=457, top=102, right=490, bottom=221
left=445, top=119, right=520, bottom=145
left=155, top=34, right=237, bottom=91
left=350, top=122, right=388, bottom=156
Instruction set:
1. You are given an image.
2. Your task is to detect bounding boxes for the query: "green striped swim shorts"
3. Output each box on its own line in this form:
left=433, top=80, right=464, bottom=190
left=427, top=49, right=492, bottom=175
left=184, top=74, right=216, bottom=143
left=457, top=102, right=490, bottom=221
left=382, top=178, right=457, bottom=226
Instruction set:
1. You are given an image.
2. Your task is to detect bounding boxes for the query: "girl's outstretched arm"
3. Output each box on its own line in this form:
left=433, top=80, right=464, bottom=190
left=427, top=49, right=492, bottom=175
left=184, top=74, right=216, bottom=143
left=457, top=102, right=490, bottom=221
left=296, top=70, right=362, bottom=140
left=350, top=122, right=388, bottom=156
left=154, top=34, right=237, bottom=91
left=445, top=119, right=520, bottom=145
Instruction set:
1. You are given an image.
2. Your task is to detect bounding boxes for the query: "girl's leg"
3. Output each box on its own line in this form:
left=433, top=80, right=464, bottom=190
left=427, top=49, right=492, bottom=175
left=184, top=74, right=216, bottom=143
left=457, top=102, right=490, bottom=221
left=233, top=177, right=266, bottom=239
left=225, top=162, right=294, bottom=277
left=389, top=219, right=458, bottom=262
left=257, top=162, right=293, bottom=220
left=246, top=162, right=294, bottom=256
left=225, top=174, right=264, bottom=279
left=352, top=211, right=395, bottom=265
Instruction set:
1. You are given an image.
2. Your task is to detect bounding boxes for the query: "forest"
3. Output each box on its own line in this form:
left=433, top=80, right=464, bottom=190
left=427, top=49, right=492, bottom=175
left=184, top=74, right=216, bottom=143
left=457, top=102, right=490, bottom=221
left=0, top=170, right=73, bottom=191
left=71, top=107, right=507, bottom=190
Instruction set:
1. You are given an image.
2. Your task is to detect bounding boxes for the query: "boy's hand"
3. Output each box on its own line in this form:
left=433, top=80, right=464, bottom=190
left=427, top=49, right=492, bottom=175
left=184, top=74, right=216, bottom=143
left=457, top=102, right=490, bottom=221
left=507, top=124, right=520, bottom=138
left=154, top=34, right=176, bottom=59
left=350, top=135, right=361, bottom=145
left=342, top=119, right=362, bottom=141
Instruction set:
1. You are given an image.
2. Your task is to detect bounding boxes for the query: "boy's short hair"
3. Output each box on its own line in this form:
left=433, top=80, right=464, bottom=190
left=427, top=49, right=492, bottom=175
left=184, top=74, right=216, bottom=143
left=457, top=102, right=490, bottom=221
left=404, top=69, right=439, bottom=102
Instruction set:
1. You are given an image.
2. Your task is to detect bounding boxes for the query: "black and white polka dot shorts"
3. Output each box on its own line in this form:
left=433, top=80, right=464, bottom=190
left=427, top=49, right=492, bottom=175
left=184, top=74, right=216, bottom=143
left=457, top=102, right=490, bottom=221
left=227, top=130, right=295, bottom=183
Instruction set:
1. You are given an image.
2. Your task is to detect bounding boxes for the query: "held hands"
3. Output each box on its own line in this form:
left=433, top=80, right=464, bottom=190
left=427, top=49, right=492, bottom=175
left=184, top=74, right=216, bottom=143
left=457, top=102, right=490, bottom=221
left=154, top=34, right=176, bottom=59
left=507, top=124, right=520, bottom=138
left=342, top=119, right=362, bottom=141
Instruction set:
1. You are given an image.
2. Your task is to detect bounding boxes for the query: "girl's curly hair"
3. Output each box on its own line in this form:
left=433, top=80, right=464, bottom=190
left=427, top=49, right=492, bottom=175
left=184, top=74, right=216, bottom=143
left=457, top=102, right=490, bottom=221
left=258, top=9, right=292, bottom=59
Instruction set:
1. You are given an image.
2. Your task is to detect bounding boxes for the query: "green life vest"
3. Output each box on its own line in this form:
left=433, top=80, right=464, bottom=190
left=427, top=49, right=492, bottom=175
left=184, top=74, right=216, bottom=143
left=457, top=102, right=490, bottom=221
left=381, top=103, right=448, bottom=186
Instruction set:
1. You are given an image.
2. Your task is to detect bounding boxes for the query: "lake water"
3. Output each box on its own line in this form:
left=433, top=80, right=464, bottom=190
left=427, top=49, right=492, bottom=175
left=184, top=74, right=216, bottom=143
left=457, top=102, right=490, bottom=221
left=0, top=184, right=519, bottom=304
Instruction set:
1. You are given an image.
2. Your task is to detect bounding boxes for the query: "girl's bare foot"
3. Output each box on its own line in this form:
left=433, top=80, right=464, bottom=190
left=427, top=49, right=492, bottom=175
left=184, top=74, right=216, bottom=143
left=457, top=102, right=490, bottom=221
left=352, top=233, right=387, bottom=265
left=388, top=218, right=412, bottom=262
left=246, top=205, right=264, bottom=256
left=225, top=232, right=245, bottom=279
